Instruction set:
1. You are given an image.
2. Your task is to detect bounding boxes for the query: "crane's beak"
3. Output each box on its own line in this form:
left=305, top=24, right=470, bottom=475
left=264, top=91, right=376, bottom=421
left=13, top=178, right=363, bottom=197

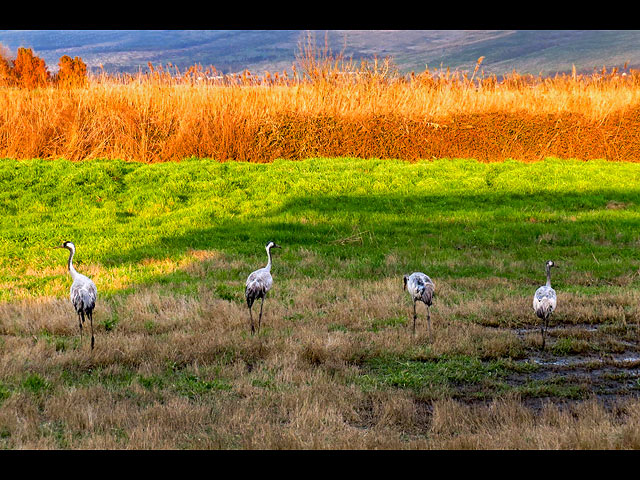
left=273, top=244, right=281, bottom=249
left=50, top=246, right=64, bottom=249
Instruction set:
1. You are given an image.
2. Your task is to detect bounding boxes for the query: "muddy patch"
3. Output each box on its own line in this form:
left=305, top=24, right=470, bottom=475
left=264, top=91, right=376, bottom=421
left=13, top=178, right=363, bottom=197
left=351, top=320, right=640, bottom=431
left=507, top=320, right=640, bottom=405
left=427, top=351, right=640, bottom=417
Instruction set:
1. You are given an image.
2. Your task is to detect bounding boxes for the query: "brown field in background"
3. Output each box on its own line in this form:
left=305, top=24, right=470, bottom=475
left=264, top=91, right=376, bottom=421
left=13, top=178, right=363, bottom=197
left=2, top=58, right=640, bottom=163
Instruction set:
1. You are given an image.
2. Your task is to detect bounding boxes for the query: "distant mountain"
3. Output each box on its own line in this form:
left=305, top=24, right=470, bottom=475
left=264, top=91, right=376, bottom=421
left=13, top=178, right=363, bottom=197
left=0, top=30, right=639, bottom=76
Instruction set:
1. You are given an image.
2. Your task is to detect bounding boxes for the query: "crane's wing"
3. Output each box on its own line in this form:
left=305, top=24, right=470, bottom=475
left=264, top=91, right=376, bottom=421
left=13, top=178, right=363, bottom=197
left=245, top=269, right=273, bottom=304
left=409, top=272, right=435, bottom=305
left=533, top=286, right=556, bottom=318
left=421, top=281, right=435, bottom=306
left=70, top=277, right=97, bottom=313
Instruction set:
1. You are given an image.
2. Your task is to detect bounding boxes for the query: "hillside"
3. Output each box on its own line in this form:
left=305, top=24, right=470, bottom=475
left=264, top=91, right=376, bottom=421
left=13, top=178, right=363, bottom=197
left=0, top=30, right=639, bottom=75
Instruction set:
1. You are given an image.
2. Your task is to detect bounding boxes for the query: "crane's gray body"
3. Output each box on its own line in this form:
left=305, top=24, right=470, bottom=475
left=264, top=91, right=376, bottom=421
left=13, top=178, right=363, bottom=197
left=245, top=266, right=273, bottom=308
left=70, top=272, right=97, bottom=315
left=533, top=285, right=556, bottom=320
left=405, top=272, right=434, bottom=306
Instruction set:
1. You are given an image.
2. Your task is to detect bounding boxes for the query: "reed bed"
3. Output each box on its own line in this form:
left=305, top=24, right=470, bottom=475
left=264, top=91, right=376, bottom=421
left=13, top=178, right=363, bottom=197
left=2, top=59, right=640, bottom=163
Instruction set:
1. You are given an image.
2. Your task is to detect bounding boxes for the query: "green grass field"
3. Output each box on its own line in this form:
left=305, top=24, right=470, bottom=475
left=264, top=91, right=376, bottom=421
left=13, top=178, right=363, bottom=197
left=1, top=157, right=640, bottom=449
left=4, top=157, right=640, bottom=300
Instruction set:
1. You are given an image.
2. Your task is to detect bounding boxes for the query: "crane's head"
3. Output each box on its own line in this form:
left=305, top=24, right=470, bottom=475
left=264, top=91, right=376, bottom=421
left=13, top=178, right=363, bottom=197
left=546, top=260, right=557, bottom=268
left=266, top=241, right=281, bottom=250
left=53, top=240, right=75, bottom=252
left=403, top=275, right=409, bottom=290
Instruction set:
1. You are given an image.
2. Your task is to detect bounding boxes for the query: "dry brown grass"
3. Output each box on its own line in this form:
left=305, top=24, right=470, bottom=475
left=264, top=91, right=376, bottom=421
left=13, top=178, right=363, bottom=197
left=2, top=264, right=640, bottom=448
left=2, top=63, right=640, bottom=163
left=429, top=396, right=640, bottom=449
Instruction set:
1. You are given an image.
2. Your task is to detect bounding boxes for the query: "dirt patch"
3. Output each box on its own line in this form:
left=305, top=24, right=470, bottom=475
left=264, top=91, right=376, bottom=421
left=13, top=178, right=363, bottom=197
left=507, top=320, right=640, bottom=402
left=403, top=322, right=640, bottom=423
left=606, top=200, right=633, bottom=210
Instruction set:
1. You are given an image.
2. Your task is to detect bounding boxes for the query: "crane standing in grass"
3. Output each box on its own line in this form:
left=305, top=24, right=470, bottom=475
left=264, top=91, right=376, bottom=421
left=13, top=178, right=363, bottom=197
left=245, top=241, right=281, bottom=335
left=403, top=272, right=435, bottom=337
left=533, top=260, right=558, bottom=349
left=54, top=241, right=98, bottom=350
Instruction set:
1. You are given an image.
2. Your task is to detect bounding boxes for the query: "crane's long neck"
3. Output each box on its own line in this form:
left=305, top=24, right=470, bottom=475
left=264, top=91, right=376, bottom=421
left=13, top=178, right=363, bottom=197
left=265, top=246, right=273, bottom=271
left=67, top=248, right=78, bottom=280
left=545, top=265, right=552, bottom=287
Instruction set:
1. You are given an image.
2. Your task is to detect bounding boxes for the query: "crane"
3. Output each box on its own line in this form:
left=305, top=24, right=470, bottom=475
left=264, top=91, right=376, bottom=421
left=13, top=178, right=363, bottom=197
left=245, top=241, right=281, bottom=335
left=533, top=260, right=558, bottom=349
left=53, top=241, right=98, bottom=349
left=403, top=272, right=435, bottom=337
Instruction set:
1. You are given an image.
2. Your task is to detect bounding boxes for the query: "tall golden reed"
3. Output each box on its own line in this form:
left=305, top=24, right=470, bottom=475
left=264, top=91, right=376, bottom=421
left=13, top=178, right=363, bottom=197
left=2, top=53, right=640, bottom=163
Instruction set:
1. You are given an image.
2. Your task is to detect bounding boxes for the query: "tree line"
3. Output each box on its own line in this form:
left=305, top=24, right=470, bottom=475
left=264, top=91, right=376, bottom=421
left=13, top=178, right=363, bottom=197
left=0, top=45, right=87, bottom=88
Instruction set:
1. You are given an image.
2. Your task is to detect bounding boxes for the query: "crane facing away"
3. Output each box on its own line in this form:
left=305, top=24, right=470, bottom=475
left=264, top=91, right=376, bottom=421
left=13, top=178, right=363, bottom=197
left=53, top=241, right=98, bottom=349
left=533, top=260, right=558, bottom=349
left=245, top=241, right=281, bottom=335
left=403, top=272, right=435, bottom=337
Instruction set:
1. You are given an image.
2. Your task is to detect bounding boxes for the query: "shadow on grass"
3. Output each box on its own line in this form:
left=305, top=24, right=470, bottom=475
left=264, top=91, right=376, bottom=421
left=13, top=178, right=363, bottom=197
left=6, top=188, right=640, bottom=386
left=98, top=188, right=640, bottom=262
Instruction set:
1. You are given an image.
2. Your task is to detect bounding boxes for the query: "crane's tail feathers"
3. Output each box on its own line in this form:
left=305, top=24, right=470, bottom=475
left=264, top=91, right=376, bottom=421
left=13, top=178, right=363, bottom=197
left=422, top=284, right=435, bottom=306
left=535, top=299, right=555, bottom=319
left=246, top=286, right=261, bottom=309
left=246, top=291, right=255, bottom=308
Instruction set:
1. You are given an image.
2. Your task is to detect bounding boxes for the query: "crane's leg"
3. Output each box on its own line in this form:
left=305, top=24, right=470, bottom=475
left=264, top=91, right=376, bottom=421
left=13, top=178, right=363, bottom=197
left=258, top=297, right=265, bottom=334
left=543, top=315, right=551, bottom=350
left=541, top=317, right=547, bottom=350
left=78, top=312, right=83, bottom=338
left=248, top=305, right=255, bottom=335
left=79, top=311, right=86, bottom=346
left=427, top=305, right=432, bottom=341
left=88, top=311, right=95, bottom=350
left=412, top=300, right=417, bottom=335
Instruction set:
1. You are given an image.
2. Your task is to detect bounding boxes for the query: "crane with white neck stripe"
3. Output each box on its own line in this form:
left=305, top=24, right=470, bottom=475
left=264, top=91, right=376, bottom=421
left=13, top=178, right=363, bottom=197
left=53, top=241, right=98, bottom=350
left=245, top=241, right=281, bottom=335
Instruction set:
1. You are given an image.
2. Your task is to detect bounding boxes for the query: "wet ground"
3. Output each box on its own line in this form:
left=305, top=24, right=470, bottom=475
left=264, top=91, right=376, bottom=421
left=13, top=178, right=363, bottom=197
left=498, top=322, right=640, bottom=410
left=347, top=321, right=640, bottom=434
